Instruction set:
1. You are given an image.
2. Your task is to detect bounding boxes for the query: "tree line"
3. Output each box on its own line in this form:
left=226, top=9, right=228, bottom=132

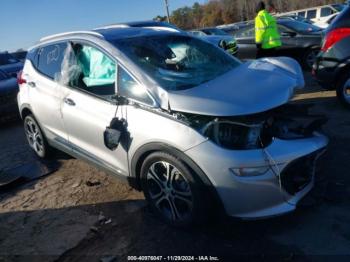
left=154, top=0, right=342, bottom=29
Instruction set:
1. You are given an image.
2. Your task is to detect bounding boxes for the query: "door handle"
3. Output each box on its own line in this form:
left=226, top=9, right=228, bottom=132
left=28, top=82, right=36, bottom=88
left=63, top=98, right=76, bottom=106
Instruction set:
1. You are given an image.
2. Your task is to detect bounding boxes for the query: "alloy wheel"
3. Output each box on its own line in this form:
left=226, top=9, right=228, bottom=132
left=24, top=117, right=45, bottom=157
left=306, top=49, right=318, bottom=69
left=146, top=161, right=193, bottom=222
left=343, top=78, right=350, bottom=104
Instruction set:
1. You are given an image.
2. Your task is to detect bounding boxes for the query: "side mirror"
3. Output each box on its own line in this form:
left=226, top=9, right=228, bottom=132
left=111, top=94, right=129, bottom=105
left=281, top=31, right=297, bottom=37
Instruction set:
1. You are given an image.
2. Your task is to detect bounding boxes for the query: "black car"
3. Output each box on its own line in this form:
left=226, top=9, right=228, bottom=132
left=313, top=6, right=350, bottom=108
left=0, top=52, right=23, bottom=78
left=232, top=19, right=322, bottom=69
left=0, top=69, right=19, bottom=119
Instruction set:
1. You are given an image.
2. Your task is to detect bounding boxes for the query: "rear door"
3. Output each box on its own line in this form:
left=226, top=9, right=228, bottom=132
left=28, top=42, right=68, bottom=144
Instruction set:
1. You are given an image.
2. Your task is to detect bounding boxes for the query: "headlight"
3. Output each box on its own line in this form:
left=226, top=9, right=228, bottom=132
left=202, top=119, right=264, bottom=149
left=230, top=166, right=270, bottom=177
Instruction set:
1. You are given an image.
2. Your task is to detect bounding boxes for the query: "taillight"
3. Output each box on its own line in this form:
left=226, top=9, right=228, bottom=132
left=17, top=70, right=26, bottom=85
left=321, top=28, right=350, bottom=52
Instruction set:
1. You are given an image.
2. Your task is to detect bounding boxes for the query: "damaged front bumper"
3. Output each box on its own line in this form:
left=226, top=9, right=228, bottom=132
left=184, top=132, right=328, bottom=219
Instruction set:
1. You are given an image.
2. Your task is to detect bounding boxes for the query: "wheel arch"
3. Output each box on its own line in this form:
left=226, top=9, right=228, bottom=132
left=20, top=104, right=33, bottom=119
left=129, top=142, right=225, bottom=213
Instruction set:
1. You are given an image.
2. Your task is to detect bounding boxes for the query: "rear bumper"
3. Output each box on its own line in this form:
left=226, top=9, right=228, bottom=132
left=185, top=133, right=328, bottom=219
left=312, top=56, right=340, bottom=90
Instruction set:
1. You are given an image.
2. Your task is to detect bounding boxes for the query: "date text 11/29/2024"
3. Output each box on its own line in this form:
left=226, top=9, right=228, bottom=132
left=127, top=256, right=220, bottom=261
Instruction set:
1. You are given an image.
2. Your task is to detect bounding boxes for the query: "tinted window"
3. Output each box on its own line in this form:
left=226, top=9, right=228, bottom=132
left=0, top=53, right=19, bottom=66
left=37, top=43, right=67, bottom=79
left=63, top=43, right=116, bottom=97
left=298, top=11, right=306, bottom=17
left=307, top=10, right=317, bottom=19
left=331, top=4, right=344, bottom=12
left=321, top=7, right=333, bottom=17
left=113, top=35, right=240, bottom=91
left=118, top=66, right=154, bottom=105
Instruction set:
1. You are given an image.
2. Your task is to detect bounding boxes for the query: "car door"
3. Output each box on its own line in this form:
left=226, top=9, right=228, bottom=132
left=60, top=42, right=129, bottom=176
left=234, top=25, right=257, bottom=60
left=28, top=42, right=68, bottom=144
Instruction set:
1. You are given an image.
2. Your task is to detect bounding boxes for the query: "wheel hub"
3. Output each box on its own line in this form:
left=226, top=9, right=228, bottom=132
left=146, top=161, right=193, bottom=222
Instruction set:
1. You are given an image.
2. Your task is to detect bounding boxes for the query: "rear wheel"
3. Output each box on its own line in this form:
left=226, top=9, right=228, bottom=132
left=336, top=72, right=350, bottom=109
left=303, top=47, right=320, bottom=70
left=140, top=152, right=208, bottom=227
left=24, top=114, right=51, bottom=158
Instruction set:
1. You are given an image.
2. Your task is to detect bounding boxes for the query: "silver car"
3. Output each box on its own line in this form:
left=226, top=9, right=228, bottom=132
left=17, top=26, right=328, bottom=227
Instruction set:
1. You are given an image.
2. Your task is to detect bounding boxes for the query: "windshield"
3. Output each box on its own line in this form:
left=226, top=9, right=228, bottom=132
left=202, top=28, right=229, bottom=36
left=113, top=35, right=240, bottom=90
left=282, top=20, right=321, bottom=33
left=331, top=4, right=344, bottom=12
left=0, top=53, right=19, bottom=66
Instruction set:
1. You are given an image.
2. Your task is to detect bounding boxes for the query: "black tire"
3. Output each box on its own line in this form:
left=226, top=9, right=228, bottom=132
left=302, top=47, right=320, bottom=71
left=336, top=72, right=350, bottom=109
left=140, top=151, right=208, bottom=227
left=23, top=114, right=52, bottom=159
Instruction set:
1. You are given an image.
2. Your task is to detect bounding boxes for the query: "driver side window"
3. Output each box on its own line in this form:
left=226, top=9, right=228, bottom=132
left=118, top=66, right=154, bottom=106
left=60, top=43, right=116, bottom=98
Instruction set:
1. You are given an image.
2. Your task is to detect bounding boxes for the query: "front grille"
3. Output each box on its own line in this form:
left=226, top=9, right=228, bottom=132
left=281, top=149, right=325, bottom=195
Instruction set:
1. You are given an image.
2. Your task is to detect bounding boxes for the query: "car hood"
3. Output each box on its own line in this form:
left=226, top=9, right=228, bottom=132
left=167, top=57, right=304, bottom=116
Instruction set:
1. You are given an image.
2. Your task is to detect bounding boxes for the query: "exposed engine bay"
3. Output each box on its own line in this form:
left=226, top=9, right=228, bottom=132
left=173, top=103, right=327, bottom=150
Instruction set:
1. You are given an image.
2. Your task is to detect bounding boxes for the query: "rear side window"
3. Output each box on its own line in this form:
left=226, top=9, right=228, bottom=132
left=298, top=11, right=306, bottom=17
left=37, top=43, right=67, bottom=80
left=321, top=7, right=333, bottom=17
left=307, top=10, right=317, bottom=19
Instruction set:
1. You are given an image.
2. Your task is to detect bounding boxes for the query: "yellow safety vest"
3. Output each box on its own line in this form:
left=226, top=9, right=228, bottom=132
left=255, top=10, right=282, bottom=49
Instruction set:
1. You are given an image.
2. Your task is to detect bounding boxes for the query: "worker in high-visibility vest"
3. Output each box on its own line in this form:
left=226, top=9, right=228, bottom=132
left=255, top=1, right=281, bottom=58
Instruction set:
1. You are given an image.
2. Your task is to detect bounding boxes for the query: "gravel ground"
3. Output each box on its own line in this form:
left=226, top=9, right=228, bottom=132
left=0, top=73, right=350, bottom=261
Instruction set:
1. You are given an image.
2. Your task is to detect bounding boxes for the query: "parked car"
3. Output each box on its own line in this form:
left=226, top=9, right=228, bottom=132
left=280, top=4, right=344, bottom=23
left=0, top=69, right=19, bottom=119
left=11, top=50, right=28, bottom=63
left=188, top=27, right=238, bottom=56
left=0, top=52, right=23, bottom=77
left=313, top=13, right=338, bottom=29
left=276, top=15, right=313, bottom=25
left=232, top=19, right=322, bottom=69
left=18, top=27, right=328, bottom=226
left=313, top=5, right=350, bottom=108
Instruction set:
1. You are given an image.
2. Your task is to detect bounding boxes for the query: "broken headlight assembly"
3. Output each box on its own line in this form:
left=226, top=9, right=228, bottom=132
left=201, top=119, right=268, bottom=150
left=175, top=104, right=327, bottom=151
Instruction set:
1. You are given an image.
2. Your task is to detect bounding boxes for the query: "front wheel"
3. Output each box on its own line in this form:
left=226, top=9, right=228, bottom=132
left=336, top=72, right=350, bottom=109
left=140, top=152, right=208, bottom=227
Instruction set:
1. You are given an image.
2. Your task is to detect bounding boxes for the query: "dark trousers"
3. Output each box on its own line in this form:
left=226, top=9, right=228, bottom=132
left=256, top=47, right=277, bottom=59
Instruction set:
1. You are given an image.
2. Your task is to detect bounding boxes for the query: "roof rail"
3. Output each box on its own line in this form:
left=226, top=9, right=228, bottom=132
left=94, top=24, right=130, bottom=30
left=40, top=31, right=103, bottom=42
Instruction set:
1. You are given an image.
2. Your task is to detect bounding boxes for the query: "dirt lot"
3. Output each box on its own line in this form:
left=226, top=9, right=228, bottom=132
left=0, top=73, right=350, bottom=261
